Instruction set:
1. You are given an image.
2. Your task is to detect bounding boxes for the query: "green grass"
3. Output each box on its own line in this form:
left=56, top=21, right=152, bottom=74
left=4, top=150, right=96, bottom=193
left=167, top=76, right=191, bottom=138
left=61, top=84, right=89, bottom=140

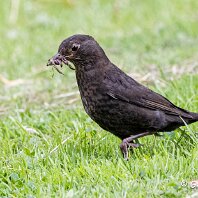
left=0, top=0, right=198, bottom=197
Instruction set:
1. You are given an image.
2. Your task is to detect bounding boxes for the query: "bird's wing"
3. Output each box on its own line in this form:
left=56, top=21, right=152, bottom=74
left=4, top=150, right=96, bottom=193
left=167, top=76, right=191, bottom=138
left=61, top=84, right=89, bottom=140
left=106, top=80, right=193, bottom=119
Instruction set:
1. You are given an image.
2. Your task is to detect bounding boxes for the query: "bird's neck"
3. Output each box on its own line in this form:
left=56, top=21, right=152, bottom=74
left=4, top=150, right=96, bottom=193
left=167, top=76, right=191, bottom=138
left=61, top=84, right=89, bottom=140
left=75, top=53, right=110, bottom=73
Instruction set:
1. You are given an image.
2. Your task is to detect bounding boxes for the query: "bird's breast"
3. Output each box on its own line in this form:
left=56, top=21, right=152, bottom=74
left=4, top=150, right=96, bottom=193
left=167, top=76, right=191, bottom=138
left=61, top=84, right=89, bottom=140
left=76, top=69, right=106, bottom=116
left=75, top=67, right=121, bottom=127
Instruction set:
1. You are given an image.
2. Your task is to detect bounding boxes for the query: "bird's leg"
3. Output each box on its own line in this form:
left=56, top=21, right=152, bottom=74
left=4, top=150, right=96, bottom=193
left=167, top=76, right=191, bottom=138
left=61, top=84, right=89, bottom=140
left=120, top=132, right=153, bottom=160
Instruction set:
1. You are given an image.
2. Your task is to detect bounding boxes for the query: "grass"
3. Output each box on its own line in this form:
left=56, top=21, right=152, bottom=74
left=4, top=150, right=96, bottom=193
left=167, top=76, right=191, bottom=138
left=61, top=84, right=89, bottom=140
left=0, top=0, right=198, bottom=197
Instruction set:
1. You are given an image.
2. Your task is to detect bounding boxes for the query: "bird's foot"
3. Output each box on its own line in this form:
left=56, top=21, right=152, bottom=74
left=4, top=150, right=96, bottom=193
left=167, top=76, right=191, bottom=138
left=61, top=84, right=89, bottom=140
left=120, top=140, right=142, bottom=160
left=120, top=132, right=152, bottom=160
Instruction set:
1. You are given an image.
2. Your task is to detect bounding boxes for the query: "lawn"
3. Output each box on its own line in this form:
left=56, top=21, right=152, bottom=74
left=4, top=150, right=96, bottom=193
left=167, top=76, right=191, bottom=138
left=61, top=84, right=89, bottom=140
left=0, top=0, right=198, bottom=197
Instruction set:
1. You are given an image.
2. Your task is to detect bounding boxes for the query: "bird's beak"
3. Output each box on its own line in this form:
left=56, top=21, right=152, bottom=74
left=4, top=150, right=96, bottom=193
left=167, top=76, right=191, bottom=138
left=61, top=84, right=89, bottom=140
left=47, top=53, right=68, bottom=66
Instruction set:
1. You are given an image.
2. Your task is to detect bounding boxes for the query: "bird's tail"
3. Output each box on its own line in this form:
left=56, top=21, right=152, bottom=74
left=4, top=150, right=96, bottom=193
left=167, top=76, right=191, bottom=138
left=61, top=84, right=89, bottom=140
left=191, top=112, right=198, bottom=121
left=185, top=112, right=198, bottom=124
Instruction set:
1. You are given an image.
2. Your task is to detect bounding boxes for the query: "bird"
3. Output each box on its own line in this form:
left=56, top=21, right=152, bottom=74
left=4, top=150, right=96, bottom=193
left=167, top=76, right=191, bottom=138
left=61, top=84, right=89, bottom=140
left=47, top=34, right=198, bottom=160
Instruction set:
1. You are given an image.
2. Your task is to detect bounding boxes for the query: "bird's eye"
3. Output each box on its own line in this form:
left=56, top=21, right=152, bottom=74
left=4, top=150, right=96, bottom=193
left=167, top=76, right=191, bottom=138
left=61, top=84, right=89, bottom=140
left=72, top=44, right=80, bottom=51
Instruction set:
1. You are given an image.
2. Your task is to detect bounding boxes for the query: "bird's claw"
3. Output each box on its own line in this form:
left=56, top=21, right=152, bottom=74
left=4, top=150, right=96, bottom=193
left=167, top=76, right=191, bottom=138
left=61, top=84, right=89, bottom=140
left=120, top=140, right=143, bottom=160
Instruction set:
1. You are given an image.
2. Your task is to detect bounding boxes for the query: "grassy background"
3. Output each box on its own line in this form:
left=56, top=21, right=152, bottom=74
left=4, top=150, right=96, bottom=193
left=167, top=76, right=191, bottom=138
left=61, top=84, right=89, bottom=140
left=0, top=0, right=198, bottom=197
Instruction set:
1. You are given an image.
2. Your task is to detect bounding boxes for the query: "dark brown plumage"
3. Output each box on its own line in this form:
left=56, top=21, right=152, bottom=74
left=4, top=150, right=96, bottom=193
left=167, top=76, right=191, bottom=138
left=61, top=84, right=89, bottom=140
left=47, top=34, right=198, bottom=159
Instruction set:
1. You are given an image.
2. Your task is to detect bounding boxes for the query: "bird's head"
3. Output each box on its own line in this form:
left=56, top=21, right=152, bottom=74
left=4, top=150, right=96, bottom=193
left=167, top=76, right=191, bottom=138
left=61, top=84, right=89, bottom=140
left=47, top=34, right=109, bottom=71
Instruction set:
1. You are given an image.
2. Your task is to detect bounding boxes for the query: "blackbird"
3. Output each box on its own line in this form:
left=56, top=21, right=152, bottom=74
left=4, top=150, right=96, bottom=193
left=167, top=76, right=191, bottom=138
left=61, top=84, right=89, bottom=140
left=47, top=34, right=198, bottom=159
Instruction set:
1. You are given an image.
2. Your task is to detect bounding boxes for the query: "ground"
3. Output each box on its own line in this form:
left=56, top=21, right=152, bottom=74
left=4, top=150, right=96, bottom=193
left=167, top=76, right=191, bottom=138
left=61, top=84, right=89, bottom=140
left=0, top=0, right=197, bottom=197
